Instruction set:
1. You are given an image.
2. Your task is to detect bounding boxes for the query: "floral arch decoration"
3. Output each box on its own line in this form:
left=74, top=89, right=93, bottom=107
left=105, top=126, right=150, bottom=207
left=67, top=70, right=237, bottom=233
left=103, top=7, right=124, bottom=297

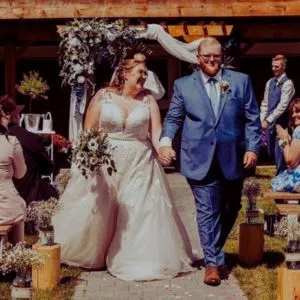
left=58, top=19, right=147, bottom=115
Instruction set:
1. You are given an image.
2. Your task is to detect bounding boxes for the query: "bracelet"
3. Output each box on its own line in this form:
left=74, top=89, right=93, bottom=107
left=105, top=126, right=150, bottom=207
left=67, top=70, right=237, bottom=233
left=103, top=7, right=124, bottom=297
left=278, top=139, right=289, bottom=151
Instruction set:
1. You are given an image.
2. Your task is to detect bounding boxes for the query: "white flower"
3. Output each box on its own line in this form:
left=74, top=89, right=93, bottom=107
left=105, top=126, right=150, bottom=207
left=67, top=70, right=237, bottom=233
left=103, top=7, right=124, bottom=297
left=77, top=76, right=85, bottom=84
left=89, top=157, right=98, bottom=165
left=70, top=54, right=78, bottom=61
left=95, top=37, right=101, bottom=44
left=73, top=64, right=83, bottom=73
left=219, top=80, right=231, bottom=95
left=69, top=37, right=81, bottom=47
left=84, top=25, right=92, bottom=31
left=88, top=138, right=98, bottom=151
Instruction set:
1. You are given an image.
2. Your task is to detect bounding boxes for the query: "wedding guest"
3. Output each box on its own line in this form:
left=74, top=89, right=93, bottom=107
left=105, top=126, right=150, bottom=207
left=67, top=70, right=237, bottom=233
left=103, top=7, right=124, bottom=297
left=271, top=98, right=300, bottom=192
left=0, top=95, right=59, bottom=205
left=260, top=55, right=295, bottom=174
left=0, top=102, right=26, bottom=243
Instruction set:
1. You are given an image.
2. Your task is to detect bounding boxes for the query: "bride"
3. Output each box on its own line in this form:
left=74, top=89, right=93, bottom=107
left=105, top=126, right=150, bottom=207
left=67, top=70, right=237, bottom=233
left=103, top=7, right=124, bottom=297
left=53, top=53, right=194, bottom=281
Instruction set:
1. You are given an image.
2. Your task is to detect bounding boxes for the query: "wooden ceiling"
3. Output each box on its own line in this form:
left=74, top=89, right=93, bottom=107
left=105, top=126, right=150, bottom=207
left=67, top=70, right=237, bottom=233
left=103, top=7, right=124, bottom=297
left=1, top=0, right=300, bottom=19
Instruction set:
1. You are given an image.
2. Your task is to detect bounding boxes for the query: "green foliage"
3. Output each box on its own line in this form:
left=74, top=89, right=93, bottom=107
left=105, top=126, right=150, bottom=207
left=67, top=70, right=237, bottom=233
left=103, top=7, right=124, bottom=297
left=16, top=71, right=49, bottom=100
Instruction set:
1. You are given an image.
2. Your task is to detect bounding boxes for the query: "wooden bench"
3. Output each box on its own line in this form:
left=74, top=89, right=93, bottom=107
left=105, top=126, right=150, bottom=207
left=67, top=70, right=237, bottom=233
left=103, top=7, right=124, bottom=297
left=0, top=224, right=13, bottom=245
left=263, top=192, right=300, bottom=216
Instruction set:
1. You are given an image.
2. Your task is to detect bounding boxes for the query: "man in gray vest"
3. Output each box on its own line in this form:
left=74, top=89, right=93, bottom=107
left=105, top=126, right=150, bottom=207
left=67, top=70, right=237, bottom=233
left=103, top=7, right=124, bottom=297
left=260, top=55, right=295, bottom=174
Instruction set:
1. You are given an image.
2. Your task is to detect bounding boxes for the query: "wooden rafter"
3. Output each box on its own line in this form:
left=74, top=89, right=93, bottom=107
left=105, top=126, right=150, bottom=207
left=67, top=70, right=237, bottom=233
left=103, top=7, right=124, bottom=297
left=0, top=1, right=300, bottom=19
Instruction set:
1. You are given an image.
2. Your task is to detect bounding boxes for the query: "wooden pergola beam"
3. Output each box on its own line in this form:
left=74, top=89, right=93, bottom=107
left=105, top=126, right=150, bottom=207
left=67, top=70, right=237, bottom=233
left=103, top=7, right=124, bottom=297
left=0, top=1, right=300, bottom=19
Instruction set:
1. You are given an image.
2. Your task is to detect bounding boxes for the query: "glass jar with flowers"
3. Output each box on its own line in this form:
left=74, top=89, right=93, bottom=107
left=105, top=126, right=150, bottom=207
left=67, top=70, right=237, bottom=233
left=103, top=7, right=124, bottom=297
left=275, top=216, right=300, bottom=269
left=0, top=242, right=46, bottom=298
left=242, top=177, right=261, bottom=224
left=26, top=198, right=60, bottom=246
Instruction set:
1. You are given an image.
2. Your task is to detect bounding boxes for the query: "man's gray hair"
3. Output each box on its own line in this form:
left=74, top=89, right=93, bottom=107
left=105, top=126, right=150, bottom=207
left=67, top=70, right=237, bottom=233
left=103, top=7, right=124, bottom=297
left=197, top=37, right=222, bottom=54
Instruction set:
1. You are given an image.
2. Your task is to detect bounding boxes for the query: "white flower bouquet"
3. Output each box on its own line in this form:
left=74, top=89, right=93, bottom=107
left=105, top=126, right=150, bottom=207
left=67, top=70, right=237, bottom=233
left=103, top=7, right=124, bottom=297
left=0, top=242, right=46, bottom=275
left=72, top=128, right=116, bottom=178
left=26, top=197, right=60, bottom=230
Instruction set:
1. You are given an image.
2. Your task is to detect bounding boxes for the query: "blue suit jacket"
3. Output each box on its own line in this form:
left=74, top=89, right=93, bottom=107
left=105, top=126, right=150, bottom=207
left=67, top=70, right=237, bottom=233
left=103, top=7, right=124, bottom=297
left=161, top=69, right=261, bottom=181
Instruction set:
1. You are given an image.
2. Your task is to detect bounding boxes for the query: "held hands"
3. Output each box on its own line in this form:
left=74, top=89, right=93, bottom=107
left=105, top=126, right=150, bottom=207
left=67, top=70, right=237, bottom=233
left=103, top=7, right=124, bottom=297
left=158, top=146, right=176, bottom=166
left=243, top=151, right=258, bottom=169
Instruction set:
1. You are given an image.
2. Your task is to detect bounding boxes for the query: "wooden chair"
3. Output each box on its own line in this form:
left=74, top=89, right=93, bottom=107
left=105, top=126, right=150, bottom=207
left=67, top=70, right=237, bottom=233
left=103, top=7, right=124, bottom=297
left=263, top=191, right=300, bottom=216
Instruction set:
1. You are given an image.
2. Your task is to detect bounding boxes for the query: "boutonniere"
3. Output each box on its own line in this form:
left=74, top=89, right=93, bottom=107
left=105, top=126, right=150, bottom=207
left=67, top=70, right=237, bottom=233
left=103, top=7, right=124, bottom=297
left=219, top=80, right=231, bottom=95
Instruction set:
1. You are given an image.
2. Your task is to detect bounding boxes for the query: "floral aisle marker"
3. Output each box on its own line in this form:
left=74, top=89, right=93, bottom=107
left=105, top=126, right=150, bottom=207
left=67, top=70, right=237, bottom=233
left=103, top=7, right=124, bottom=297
left=0, top=242, right=46, bottom=299
left=26, top=198, right=60, bottom=246
left=59, top=18, right=141, bottom=116
left=72, top=128, right=116, bottom=178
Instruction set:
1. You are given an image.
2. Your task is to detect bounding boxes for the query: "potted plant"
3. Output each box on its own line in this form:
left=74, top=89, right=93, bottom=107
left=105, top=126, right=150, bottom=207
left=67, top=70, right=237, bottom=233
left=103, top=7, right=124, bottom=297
left=16, top=71, right=49, bottom=131
left=0, top=242, right=46, bottom=299
left=274, top=216, right=300, bottom=269
left=26, top=197, right=60, bottom=246
left=242, top=177, right=261, bottom=224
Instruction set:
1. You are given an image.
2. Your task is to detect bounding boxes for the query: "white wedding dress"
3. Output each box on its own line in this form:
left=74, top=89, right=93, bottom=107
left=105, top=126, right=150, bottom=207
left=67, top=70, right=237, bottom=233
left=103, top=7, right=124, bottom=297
left=53, top=90, right=194, bottom=281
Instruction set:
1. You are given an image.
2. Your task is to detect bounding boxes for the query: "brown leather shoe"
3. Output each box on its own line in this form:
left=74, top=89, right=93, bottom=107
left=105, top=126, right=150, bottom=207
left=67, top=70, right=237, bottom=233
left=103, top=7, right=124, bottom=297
left=204, top=266, right=221, bottom=286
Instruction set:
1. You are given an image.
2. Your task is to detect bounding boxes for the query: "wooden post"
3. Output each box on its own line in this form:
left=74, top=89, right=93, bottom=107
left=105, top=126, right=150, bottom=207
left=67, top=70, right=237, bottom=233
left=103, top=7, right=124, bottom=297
left=239, top=223, right=264, bottom=266
left=3, top=41, right=16, bottom=99
left=32, top=243, right=61, bottom=290
left=277, top=267, right=300, bottom=300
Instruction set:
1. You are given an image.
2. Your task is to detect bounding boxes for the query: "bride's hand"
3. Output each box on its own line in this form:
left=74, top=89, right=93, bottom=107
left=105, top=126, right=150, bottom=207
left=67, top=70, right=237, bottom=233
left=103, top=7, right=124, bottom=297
left=158, top=146, right=176, bottom=166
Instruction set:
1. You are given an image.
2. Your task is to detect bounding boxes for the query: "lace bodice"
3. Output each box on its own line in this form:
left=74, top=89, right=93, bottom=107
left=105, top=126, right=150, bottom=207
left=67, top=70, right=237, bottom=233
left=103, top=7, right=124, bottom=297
left=99, top=91, right=150, bottom=140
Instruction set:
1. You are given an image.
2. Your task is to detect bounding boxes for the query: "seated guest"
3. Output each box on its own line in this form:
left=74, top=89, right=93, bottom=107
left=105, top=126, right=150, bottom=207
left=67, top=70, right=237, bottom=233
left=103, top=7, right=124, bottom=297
left=271, top=98, right=300, bottom=192
left=0, top=102, right=26, bottom=243
left=0, top=95, right=58, bottom=205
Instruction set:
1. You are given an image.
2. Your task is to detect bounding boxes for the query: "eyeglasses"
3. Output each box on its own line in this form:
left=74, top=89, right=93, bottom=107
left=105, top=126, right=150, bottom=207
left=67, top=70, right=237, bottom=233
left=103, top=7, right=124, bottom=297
left=199, top=54, right=222, bottom=61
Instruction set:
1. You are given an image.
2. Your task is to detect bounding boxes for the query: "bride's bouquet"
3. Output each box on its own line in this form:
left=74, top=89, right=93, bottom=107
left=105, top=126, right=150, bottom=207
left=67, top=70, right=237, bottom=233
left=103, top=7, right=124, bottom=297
left=72, top=128, right=116, bottom=178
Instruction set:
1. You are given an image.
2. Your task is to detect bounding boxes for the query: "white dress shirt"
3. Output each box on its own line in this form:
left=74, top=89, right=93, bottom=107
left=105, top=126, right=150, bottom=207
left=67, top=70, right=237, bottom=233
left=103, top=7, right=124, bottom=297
left=159, top=70, right=222, bottom=147
left=260, top=73, right=295, bottom=124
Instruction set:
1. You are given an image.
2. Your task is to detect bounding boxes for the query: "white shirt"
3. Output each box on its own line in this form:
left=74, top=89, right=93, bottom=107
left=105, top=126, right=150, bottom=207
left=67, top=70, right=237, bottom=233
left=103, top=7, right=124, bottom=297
left=159, top=70, right=222, bottom=147
left=260, top=73, right=295, bottom=124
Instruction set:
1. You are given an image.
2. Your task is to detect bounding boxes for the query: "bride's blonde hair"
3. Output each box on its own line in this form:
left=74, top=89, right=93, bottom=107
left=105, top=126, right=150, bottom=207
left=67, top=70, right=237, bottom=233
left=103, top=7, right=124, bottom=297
left=109, top=53, right=146, bottom=93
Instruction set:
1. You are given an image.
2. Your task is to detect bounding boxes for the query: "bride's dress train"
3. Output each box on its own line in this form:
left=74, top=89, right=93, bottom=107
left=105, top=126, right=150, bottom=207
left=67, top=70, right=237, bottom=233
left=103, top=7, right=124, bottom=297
left=53, top=91, right=194, bottom=281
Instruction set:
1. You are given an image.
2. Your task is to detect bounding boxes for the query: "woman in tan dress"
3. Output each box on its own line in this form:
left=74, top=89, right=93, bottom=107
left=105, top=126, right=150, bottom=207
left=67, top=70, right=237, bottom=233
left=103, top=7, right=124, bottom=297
left=0, top=99, right=27, bottom=243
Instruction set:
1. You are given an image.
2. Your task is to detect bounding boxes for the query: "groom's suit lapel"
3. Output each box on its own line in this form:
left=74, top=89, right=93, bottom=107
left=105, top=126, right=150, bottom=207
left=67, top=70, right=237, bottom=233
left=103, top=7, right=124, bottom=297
left=215, top=68, right=232, bottom=125
left=192, top=71, right=216, bottom=122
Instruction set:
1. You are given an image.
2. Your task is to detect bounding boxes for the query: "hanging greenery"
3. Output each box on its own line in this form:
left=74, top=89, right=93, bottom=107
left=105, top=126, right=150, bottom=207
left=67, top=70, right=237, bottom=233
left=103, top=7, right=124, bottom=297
left=59, top=19, right=139, bottom=90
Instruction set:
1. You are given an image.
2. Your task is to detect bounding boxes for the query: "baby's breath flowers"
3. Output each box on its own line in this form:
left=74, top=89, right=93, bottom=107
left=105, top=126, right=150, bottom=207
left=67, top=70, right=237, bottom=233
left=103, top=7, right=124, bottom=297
left=0, top=242, right=46, bottom=275
left=26, top=197, right=60, bottom=229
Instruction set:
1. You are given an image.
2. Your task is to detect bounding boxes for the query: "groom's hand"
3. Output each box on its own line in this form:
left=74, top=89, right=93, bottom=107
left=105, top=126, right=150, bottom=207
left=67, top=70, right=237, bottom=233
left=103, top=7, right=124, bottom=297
left=243, top=151, right=257, bottom=169
left=158, top=146, right=176, bottom=166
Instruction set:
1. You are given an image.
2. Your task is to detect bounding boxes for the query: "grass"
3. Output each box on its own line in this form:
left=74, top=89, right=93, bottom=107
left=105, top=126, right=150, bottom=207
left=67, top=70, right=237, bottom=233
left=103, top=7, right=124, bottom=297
left=225, top=166, right=288, bottom=300
left=0, top=235, right=81, bottom=300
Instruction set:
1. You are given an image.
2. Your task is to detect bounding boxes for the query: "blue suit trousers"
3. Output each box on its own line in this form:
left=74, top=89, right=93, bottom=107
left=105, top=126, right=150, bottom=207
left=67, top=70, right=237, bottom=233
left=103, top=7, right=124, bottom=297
left=187, top=159, right=243, bottom=267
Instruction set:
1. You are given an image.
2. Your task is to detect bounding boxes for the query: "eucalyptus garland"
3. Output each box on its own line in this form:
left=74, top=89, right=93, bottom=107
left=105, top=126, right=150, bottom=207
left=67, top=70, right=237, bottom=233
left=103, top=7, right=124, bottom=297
left=59, top=19, right=139, bottom=89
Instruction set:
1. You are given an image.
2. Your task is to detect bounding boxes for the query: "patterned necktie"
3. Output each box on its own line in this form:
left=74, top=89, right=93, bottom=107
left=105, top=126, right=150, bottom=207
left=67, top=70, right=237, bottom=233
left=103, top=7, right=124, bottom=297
left=208, top=77, right=219, bottom=117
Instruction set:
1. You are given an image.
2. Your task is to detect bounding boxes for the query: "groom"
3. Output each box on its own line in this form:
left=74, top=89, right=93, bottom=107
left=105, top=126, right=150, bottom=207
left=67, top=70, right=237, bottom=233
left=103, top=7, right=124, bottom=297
left=159, top=37, right=261, bottom=286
